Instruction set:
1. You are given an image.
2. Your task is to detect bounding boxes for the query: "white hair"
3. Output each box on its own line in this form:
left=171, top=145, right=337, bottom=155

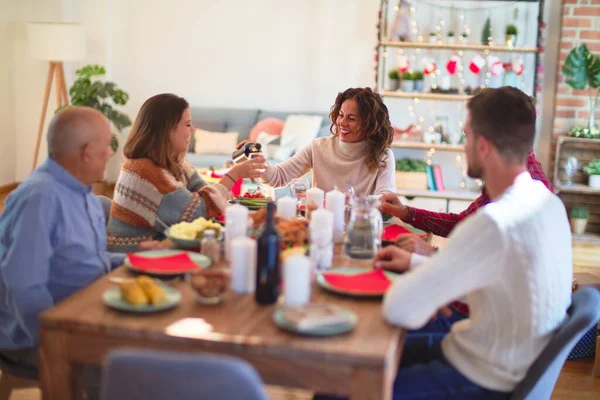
left=47, top=107, right=107, bottom=158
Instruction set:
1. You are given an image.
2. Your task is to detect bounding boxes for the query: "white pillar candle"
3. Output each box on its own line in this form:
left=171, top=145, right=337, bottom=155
left=230, top=236, right=256, bottom=293
left=306, top=187, right=324, bottom=210
left=283, top=255, right=312, bottom=307
left=276, top=196, right=296, bottom=220
left=225, top=204, right=249, bottom=261
left=310, top=208, right=334, bottom=270
left=325, top=189, right=345, bottom=243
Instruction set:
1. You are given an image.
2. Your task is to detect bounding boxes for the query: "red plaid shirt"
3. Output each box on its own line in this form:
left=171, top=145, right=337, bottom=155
left=404, top=150, right=553, bottom=316
left=405, top=150, right=553, bottom=238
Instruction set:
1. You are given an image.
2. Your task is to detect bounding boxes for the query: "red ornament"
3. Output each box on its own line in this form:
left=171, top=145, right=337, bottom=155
left=469, top=55, right=486, bottom=75
left=397, top=55, right=410, bottom=73
left=446, top=55, right=461, bottom=75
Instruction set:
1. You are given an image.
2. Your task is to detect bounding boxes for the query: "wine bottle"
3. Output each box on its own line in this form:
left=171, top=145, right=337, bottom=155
left=232, top=141, right=262, bottom=164
left=255, top=201, right=280, bottom=305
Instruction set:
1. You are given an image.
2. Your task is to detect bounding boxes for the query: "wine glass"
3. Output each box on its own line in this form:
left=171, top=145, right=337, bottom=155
left=335, top=183, right=355, bottom=224
left=564, top=156, right=579, bottom=186
left=248, top=152, right=267, bottom=194
left=290, top=178, right=310, bottom=216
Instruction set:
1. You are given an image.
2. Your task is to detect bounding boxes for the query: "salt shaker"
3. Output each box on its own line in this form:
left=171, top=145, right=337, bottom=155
left=201, top=229, right=221, bottom=263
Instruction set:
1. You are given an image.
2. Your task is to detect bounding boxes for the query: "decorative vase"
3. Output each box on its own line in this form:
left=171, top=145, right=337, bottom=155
left=589, top=174, right=600, bottom=189
left=385, top=79, right=399, bottom=91
left=587, top=96, right=598, bottom=130
left=413, top=79, right=424, bottom=92
left=429, top=35, right=437, bottom=44
left=505, top=34, right=516, bottom=48
left=400, top=80, right=414, bottom=92
left=447, top=37, right=456, bottom=45
left=461, top=36, right=469, bottom=44
left=570, top=218, right=588, bottom=235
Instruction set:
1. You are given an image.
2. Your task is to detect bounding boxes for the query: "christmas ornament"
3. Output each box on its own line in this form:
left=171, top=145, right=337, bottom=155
left=423, top=58, right=437, bottom=75
left=446, top=55, right=461, bottom=75
left=397, top=54, right=410, bottom=73
left=513, top=58, right=524, bottom=76
left=469, top=54, right=486, bottom=75
left=487, top=56, right=504, bottom=76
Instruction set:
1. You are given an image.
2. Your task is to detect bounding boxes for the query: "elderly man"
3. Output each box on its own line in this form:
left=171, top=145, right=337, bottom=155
left=0, top=107, right=124, bottom=368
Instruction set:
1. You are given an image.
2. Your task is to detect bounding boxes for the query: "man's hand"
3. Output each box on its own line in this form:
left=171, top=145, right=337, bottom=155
left=373, top=246, right=412, bottom=273
left=395, top=233, right=436, bottom=256
left=379, top=192, right=409, bottom=221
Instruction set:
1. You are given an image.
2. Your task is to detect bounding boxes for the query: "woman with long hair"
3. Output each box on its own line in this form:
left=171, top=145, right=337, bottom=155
left=107, top=93, right=265, bottom=252
left=240, top=87, right=396, bottom=196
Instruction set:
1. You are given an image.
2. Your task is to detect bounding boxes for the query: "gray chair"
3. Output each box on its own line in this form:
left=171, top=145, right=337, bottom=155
left=0, top=353, right=38, bottom=400
left=100, top=349, right=269, bottom=400
left=510, top=287, right=600, bottom=400
left=96, top=195, right=112, bottom=224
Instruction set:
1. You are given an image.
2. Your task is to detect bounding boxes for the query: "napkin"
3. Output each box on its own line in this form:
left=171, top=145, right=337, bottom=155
left=322, top=269, right=391, bottom=295
left=382, top=225, right=426, bottom=241
left=127, top=253, right=199, bottom=273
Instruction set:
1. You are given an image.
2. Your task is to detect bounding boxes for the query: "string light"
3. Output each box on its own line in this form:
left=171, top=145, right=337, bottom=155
left=383, top=51, right=388, bottom=58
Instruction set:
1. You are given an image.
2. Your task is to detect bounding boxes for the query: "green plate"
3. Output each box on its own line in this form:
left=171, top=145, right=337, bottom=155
left=124, top=250, right=211, bottom=276
left=316, top=267, right=401, bottom=298
left=273, top=308, right=357, bottom=336
left=102, top=285, right=182, bottom=313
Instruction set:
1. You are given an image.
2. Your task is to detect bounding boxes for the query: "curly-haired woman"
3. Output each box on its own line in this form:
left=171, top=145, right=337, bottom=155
left=243, top=87, right=396, bottom=195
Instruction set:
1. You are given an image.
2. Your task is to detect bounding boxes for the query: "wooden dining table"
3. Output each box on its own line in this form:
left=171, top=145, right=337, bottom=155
left=39, top=246, right=406, bottom=400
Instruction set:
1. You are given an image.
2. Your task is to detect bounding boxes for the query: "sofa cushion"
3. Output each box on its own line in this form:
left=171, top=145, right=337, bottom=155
left=189, top=107, right=259, bottom=143
left=249, top=118, right=284, bottom=142
left=274, top=115, right=323, bottom=161
left=194, top=129, right=239, bottom=155
left=188, top=120, right=226, bottom=153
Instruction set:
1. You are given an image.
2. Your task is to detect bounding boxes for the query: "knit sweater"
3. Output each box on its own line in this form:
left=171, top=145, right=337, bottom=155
left=383, top=172, right=572, bottom=392
left=262, top=136, right=396, bottom=195
left=107, top=158, right=230, bottom=253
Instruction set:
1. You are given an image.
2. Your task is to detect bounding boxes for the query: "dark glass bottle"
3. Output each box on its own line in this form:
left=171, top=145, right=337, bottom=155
left=255, top=202, right=280, bottom=305
left=232, top=141, right=262, bottom=164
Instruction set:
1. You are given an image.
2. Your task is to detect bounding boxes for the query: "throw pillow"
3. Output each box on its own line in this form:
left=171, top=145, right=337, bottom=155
left=255, top=131, right=282, bottom=158
left=274, top=115, right=323, bottom=161
left=249, top=118, right=285, bottom=142
left=194, top=129, right=239, bottom=155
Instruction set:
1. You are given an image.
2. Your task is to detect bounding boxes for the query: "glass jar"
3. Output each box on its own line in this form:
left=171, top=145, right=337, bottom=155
left=201, top=229, right=221, bottom=263
left=343, top=195, right=383, bottom=260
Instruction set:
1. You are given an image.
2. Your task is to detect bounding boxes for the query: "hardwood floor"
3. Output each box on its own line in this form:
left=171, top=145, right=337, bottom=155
left=0, top=189, right=599, bottom=399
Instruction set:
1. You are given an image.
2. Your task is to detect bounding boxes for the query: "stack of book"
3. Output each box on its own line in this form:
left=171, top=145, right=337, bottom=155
left=426, top=164, right=445, bottom=191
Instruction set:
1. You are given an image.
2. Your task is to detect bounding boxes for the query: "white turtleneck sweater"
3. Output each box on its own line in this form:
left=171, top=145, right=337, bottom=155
left=384, top=172, right=572, bottom=392
left=262, top=136, right=396, bottom=195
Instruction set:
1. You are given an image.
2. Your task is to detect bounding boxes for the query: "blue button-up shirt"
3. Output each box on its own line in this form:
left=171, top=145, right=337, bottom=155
left=0, top=159, right=125, bottom=349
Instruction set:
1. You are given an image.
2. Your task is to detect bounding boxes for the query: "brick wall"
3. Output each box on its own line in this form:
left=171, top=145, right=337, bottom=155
left=551, top=0, right=600, bottom=236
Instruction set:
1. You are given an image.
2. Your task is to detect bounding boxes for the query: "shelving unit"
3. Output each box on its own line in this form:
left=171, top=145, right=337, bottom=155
left=380, top=41, right=539, bottom=53
left=382, top=91, right=472, bottom=101
left=396, top=188, right=479, bottom=201
left=391, top=141, right=464, bottom=152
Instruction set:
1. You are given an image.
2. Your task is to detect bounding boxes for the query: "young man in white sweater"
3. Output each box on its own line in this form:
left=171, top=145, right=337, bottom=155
left=373, top=87, right=572, bottom=399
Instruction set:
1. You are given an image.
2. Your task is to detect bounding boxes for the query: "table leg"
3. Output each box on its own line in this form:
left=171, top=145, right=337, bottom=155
left=350, top=367, right=393, bottom=400
left=40, top=329, right=77, bottom=400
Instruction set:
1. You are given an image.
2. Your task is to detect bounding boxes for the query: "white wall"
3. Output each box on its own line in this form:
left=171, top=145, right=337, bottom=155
left=0, top=1, right=17, bottom=185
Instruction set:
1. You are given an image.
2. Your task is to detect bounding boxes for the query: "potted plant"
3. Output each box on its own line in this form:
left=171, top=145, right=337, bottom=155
left=505, top=24, right=518, bottom=48
left=562, top=44, right=600, bottom=130
left=583, top=158, right=600, bottom=189
left=460, top=32, right=469, bottom=44
left=412, top=71, right=424, bottom=92
left=386, top=69, right=400, bottom=91
left=569, top=206, right=589, bottom=235
left=567, top=126, right=600, bottom=139
left=400, top=71, right=414, bottom=92
left=481, top=17, right=492, bottom=45
left=447, top=31, right=455, bottom=45
left=429, top=32, right=437, bottom=44
left=395, top=158, right=428, bottom=190
left=58, top=64, right=131, bottom=182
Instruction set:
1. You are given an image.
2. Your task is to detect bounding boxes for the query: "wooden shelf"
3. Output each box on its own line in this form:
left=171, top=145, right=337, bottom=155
left=396, top=188, right=480, bottom=201
left=554, top=182, right=600, bottom=195
left=391, top=141, right=464, bottom=152
left=380, top=41, right=538, bottom=53
left=382, top=91, right=472, bottom=101
left=557, top=136, right=600, bottom=145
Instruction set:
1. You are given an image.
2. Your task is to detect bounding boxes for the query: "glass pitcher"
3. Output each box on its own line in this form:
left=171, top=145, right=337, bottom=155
left=343, top=195, right=383, bottom=260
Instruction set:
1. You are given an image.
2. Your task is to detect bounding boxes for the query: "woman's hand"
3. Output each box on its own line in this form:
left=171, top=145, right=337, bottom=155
left=373, top=245, right=412, bottom=273
left=229, top=156, right=267, bottom=180
left=235, top=140, right=251, bottom=150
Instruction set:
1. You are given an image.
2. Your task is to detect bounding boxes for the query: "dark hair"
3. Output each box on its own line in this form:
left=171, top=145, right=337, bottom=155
left=329, top=87, right=394, bottom=173
left=124, top=93, right=189, bottom=180
left=467, top=87, right=535, bottom=163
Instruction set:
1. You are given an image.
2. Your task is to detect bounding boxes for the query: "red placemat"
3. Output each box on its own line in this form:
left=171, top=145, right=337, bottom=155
left=127, top=253, right=199, bottom=274
left=323, top=269, right=391, bottom=295
left=382, top=225, right=427, bottom=241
